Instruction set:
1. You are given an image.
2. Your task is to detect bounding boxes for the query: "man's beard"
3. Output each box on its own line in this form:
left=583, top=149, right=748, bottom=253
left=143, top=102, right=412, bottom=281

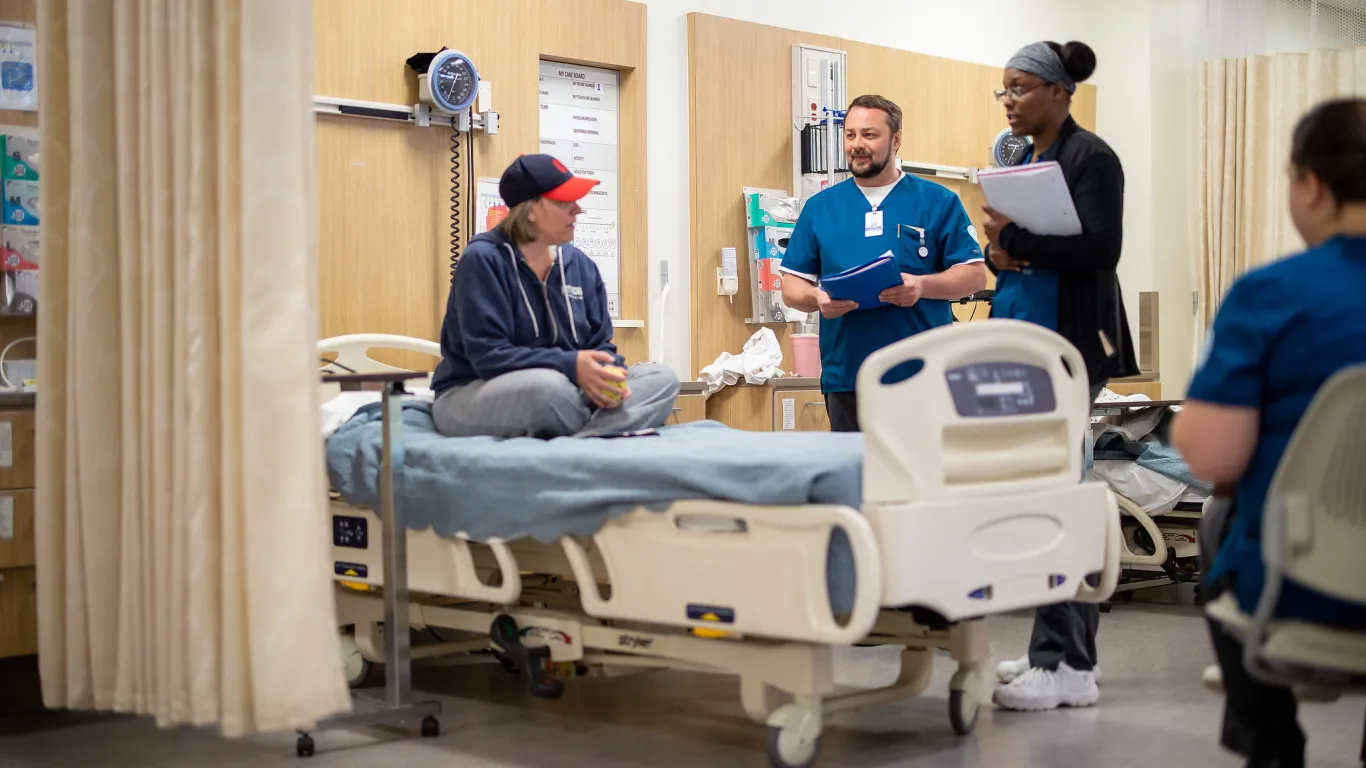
left=850, top=151, right=889, bottom=179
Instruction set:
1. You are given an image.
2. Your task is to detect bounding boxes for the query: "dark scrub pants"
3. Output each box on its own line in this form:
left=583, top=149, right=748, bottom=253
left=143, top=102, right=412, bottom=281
left=1027, top=381, right=1106, bottom=673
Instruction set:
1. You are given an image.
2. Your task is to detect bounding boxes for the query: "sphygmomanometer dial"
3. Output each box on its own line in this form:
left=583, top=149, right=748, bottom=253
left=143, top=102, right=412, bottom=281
left=429, top=50, right=479, bottom=113
left=991, top=128, right=1034, bottom=167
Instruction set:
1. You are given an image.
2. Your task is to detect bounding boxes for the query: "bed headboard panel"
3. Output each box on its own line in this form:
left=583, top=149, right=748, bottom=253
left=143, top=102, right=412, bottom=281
left=318, top=333, right=441, bottom=399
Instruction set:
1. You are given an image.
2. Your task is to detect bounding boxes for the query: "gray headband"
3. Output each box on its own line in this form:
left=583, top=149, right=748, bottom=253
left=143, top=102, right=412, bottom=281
left=1006, top=42, right=1075, bottom=93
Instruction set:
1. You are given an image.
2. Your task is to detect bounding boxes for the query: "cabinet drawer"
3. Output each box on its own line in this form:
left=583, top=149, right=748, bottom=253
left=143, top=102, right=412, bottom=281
left=771, top=389, right=830, bottom=432
left=666, top=393, right=707, bottom=425
left=0, top=567, right=37, bottom=659
left=0, top=410, right=33, bottom=491
left=0, top=489, right=33, bottom=569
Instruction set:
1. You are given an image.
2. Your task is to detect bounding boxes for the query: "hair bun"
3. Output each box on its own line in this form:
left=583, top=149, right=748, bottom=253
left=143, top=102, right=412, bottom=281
left=1060, top=41, right=1097, bottom=83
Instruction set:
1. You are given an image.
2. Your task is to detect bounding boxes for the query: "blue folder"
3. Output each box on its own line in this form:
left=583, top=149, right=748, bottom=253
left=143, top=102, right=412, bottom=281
left=820, top=252, right=903, bottom=311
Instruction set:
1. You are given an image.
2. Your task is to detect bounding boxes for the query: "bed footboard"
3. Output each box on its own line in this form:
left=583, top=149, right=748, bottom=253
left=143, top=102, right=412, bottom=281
left=867, top=483, right=1120, bottom=619
left=561, top=501, right=882, bottom=646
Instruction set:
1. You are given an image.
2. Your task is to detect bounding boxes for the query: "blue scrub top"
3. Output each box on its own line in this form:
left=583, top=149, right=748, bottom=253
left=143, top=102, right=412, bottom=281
left=780, top=174, right=983, bottom=393
left=1187, top=234, right=1366, bottom=628
left=990, top=147, right=1060, bottom=331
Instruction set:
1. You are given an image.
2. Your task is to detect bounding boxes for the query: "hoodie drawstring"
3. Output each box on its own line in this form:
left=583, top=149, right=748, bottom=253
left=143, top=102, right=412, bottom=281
left=558, top=247, right=579, bottom=344
left=504, top=243, right=541, bottom=340
left=505, top=242, right=579, bottom=346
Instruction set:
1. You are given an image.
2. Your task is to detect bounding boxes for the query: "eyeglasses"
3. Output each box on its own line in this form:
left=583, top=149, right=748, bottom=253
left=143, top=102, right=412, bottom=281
left=993, top=84, right=1043, bottom=103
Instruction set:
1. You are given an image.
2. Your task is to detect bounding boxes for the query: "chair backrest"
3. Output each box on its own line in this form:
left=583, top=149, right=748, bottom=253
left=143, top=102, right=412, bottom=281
left=1266, top=364, right=1366, bottom=606
left=317, top=334, right=442, bottom=400
left=857, top=319, right=1094, bottom=505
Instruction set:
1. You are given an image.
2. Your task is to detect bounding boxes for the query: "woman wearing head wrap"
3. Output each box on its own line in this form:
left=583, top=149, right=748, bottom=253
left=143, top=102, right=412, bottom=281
left=984, top=40, right=1138, bottom=713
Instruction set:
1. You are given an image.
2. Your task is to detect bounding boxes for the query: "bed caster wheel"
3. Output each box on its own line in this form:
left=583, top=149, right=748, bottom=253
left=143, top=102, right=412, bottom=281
left=1099, top=601, right=1112, bottom=614
left=296, top=734, right=315, bottom=758
left=949, top=689, right=980, bottom=735
left=765, top=725, right=820, bottom=768
left=421, top=716, right=440, bottom=738
left=1193, top=584, right=1205, bottom=605
left=765, top=701, right=821, bottom=768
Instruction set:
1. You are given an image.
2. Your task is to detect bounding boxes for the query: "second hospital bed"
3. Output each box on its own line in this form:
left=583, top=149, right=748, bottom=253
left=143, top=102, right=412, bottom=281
left=319, top=320, right=1122, bottom=768
left=1090, top=396, right=1212, bottom=604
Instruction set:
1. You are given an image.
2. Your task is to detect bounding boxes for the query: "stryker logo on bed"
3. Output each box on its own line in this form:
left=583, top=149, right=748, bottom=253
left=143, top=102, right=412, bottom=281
left=686, top=604, right=735, bottom=625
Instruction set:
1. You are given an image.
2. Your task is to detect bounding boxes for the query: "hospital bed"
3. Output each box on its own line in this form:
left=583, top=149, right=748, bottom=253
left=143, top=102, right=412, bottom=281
left=1089, top=397, right=1210, bottom=607
left=317, top=320, right=1122, bottom=768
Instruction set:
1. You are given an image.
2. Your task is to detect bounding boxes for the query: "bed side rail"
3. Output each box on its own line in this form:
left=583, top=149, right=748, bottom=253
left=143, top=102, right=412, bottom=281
left=330, top=505, right=522, bottom=604
left=561, top=502, right=882, bottom=645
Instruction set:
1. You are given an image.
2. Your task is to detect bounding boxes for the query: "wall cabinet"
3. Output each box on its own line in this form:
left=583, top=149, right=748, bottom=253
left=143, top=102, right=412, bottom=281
left=0, top=398, right=37, bottom=660
left=703, top=378, right=829, bottom=432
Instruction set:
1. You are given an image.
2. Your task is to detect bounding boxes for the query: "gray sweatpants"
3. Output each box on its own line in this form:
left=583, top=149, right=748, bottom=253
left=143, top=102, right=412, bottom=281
left=432, top=363, right=681, bottom=439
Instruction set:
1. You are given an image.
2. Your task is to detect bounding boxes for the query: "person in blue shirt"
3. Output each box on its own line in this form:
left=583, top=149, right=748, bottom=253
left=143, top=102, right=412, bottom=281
left=1171, top=97, right=1366, bottom=768
left=429, top=154, right=679, bottom=439
left=779, top=94, right=988, bottom=432
left=987, top=39, right=1137, bottom=715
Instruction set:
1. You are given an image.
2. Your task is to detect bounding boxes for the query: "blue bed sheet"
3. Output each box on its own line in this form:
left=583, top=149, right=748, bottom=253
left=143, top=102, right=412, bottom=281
left=326, top=401, right=866, bottom=614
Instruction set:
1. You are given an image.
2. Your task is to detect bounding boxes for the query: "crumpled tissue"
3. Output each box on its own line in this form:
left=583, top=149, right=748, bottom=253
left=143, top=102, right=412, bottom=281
left=698, top=327, right=785, bottom=394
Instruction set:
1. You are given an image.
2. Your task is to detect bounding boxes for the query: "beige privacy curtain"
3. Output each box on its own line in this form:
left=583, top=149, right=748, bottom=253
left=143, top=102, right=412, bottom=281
left=35, top=0, right=352, bottom=736
left=1196, top=46, right=1366, bottom=330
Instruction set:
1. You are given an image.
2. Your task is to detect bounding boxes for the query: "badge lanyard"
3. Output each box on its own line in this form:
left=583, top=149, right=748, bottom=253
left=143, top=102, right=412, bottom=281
left=865, top=209, right=883, bottom=238
left=865, top=178, right=896, bottom=237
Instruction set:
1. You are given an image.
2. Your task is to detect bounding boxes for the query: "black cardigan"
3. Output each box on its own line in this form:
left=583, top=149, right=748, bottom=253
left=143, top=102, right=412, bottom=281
left=987, top=116, right=1139, bottom=386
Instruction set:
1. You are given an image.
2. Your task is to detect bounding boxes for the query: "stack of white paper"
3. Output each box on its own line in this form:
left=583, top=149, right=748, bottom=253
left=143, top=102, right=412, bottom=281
left=978, top=161, right=1082, bottom=236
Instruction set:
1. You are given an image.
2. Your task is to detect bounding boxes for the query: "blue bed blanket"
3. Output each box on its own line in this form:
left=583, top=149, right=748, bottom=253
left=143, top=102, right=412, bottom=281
left=326, top=402, right=865, bottom=614
left=326, top=401, right=865, bottom=542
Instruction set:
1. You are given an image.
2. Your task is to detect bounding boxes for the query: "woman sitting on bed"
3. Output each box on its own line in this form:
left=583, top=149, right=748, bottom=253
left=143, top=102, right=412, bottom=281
left=1171, top=97, right=1366, bottom=768
left=430, top=154, right=679, bottom=439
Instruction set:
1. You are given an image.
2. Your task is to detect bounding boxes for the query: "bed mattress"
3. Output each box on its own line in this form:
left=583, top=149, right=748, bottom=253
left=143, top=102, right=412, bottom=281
left=325, top=400, right=866, bottom=613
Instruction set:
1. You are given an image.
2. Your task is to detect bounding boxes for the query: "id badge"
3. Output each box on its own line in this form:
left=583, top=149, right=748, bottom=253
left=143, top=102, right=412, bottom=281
left=865, top=210, right=884, bottom=237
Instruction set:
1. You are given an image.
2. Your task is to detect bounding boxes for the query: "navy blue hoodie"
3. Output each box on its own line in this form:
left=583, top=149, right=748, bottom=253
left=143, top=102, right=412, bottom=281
left=431, top=228, right=622, bottom=394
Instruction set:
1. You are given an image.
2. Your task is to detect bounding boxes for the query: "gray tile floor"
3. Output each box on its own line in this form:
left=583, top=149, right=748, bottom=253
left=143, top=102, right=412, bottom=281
left=2, top=598, right=1363, bottom=767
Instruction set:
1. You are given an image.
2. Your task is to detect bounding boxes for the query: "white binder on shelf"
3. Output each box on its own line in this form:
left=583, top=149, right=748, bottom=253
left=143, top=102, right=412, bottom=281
left=978, top=161, right=1081, bottom=237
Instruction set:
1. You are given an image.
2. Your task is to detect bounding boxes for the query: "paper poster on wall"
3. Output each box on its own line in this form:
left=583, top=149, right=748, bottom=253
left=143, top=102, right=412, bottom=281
left=474, top=177, right=507, bottom=235
left=0, top=24, right=36, bottom=112
left=538, top=60, right=621, bottom=317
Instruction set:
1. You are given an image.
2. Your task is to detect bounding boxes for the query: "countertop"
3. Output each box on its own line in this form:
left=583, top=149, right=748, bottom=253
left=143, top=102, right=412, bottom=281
left=0, top=391, right=35, bottom=409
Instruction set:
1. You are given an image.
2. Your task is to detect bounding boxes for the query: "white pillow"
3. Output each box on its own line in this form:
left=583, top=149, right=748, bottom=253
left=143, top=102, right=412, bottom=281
left=320, top=387, right=435, bottom=438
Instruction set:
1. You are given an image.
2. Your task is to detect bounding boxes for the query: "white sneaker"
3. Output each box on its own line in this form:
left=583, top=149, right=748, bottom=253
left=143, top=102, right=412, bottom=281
left=1201, top=662, right=1340, bottom=703
left=992, top=663, right=1100, bottom=711
left=1201, top=664, right=1224, bottom=693
left=998, top=654, right=1102, bottom=684
left=997, top=655, right=1031, bottom=683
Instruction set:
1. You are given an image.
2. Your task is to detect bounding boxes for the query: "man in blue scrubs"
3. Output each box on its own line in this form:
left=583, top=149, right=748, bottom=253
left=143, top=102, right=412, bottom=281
left=780, top=94, right=988, bottom=431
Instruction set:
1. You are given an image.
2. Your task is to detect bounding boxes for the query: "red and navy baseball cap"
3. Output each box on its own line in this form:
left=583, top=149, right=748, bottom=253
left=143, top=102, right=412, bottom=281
left=499, top=153, right=599, bottom=208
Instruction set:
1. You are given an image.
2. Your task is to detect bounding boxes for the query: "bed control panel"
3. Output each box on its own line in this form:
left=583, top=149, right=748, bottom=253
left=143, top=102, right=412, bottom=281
left=333, top=515, right=369, bottom=550
left=946, top=362, right=1055, bottom=418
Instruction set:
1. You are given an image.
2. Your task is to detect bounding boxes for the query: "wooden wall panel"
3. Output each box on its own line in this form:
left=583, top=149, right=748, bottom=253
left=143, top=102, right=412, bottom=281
left=314, top=0, right=648, bottom=371
left=688, top=14, right=843, bottom=376
left=688, top=14, right=1096, bottom=373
